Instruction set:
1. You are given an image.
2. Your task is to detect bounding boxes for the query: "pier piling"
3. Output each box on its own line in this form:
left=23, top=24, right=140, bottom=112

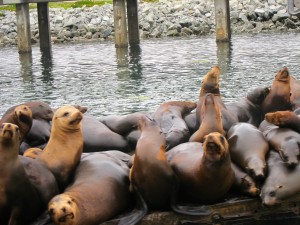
left=214, top=0, right=231, bottom=42
left=16, top=3, right=32, bottom=53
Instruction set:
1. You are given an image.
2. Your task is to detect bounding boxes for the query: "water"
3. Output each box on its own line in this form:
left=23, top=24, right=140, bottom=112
left=1, top=32, right=300, bottom=118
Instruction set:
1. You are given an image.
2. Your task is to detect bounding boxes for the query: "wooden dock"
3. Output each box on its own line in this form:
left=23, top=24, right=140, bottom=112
left=0, top=0, right=231, bottom=53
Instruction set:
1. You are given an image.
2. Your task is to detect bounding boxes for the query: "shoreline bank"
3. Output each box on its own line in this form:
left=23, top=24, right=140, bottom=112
left=0, top=0, right=299, bottom=46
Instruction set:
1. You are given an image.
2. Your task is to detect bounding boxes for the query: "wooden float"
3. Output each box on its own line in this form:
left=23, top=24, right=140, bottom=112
left=32, top=193, right=300, bottom=224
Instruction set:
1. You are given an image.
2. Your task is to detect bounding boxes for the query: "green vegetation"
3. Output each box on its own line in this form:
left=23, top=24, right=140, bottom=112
left=0, top=0, right=112, bottom=11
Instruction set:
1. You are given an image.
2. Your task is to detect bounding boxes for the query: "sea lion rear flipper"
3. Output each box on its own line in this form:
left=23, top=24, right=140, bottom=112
left=170, top=177, right=212, bottom=216
left=107, top=182, right=148, bottom=225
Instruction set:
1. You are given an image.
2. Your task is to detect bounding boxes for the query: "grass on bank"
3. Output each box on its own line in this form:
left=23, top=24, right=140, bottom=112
left=0, top=0, right=111, bottom=11
left=0, top=0, right=158, bottom=11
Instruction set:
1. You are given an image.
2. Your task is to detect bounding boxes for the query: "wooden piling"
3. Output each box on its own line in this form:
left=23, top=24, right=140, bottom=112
left=127, top=0, right=140, bottom=44
left=37, top=2, right=51, bottom=49
left=16, top=3, right=32, bottom=53
left=214, top=0, right=231, bottom=42
left=113, top=0, right=128, bottom=48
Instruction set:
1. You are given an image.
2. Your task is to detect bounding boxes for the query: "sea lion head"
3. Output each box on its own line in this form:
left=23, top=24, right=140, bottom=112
left=48, top=194, right=79, bottom=225
left=275, top=66, right=290, bottom=82
left=260, top=185, right=283, bottom=207
left=202, top=132, right=229, bottom=161
left=0, top=123, right=20, bottom=149
left=14, top=105, right=32, bottom=125
left=53, top=106, right=83, bottom=132
left=200, top=66, right=221, bottom=96
left=278, top=139, right=300, bottom=169
left=245, top=158, right=266, bottom=181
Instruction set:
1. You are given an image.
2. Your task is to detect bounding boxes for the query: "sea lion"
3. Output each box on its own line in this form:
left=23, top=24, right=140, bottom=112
left=0, top=123, right=42, bottom=225
left=231, top=162, right=260, bottom=197
left=100, top=111, right=149, bottom=135
left=261, top=150, right=300, bottom=206
left=190, top=93, right=224, bottom=143
left=82, top=114, right=131, bottom=153
left=167, top=132, right=234, bottom=203
left=261, top=66, right=292, bottom=115
left=259, top=119, right=300, bottom=168
left=48, top=151, right=135, bottom=225
left=37, top=105, right=84, bottom=191
left=226, top=86, right=270, bottom=127
left=152, top=101, right=197, bottom=150
left=227, top=122, right=269, bottom=181
left=2, top=101, right=53, bottom=121
left=129, top=115, right=176, bottom=210
left=23, top=147, right=43, bottom=159
left=196, top=66, right=238, bottom=132
left=290, top=75, right=300, bottom=110
left=265, top=110, right=300, bottom=133
left=0, top=104, right=32, bottom=143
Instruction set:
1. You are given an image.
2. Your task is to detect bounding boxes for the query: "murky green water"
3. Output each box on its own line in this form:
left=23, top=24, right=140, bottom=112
left=1, top=32, right=300, bottom=118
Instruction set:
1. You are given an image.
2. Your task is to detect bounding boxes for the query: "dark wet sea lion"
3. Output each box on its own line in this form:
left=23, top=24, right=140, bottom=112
left=48, top=151, right=134, bottom=225
left=167, top=132, right=234, bottom=203
left=190, top=93, right=224, bottom=143
left=0, top=123, right=42, bottom=225
left=231, top=162, right=260, bottom=197
left=227, top=122, right=269, bottom=181
left=226, top=86, right=270, bottom=127
left=261, top=66, right=292, bottom=115
left=81, top=114, right=130, bottom=153
left=259, top=119, right=300, bottom=168
left=152, top=100, right=197, bottom=150
left=37, top=105, right=84, bottom=191
left=261, top=150, right=300, bottom=206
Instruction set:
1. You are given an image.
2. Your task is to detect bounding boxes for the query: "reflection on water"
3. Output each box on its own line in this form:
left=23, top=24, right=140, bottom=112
left=0, top=33, right=300, bottom=117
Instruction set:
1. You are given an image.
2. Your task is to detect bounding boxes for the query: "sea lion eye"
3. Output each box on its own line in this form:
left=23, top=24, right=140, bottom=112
left=269, top=191, right=276, bottom=197
left=63, top=112, right=70, bottom=117
left=16, top=127, right=19, bottom=132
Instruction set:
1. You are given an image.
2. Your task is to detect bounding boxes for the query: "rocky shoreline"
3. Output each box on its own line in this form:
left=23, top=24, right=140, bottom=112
left=0, top=0, right=299, bottom=46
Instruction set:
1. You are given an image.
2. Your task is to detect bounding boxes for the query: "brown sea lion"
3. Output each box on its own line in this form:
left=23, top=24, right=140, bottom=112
left=129, top=115, right=176, bottom=210
left=231, top=162, right=260, bottom=197
left=0, top=104, right=32, bottom=143
left=196, top=66, right=238, bottom=132
left=152, top=101, right=197, bottom=150
left=2, top=101, right=53, bottom=121
left=265, top=110, right=300, bottom=133
left=190, top=93, right=224, bottom=143
left=167, top=132, right=234, bottom=203
left=227, top=122, right=269, bottom=181
left=290, top=75, right=300, bottom=110
left=82, top=114, right=131, bottom=153
left=261, top=150, right=300, bottom=206
left=226, top=86, right=270, bottom=127
left=261, top=66, right=292, bottom=115
left=48, top=151, right=135, bottom=225
left=259, top=119, right=300, bottom=168
left=0, top=123, right=43, bottom=225
left=37, top=105, right=83, bottom=191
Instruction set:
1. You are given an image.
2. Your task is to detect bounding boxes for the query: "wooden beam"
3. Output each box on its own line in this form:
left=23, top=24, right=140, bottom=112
left=113, top=0, right=128, bottom=48
left=16, top=3, right=32, bottom=53
left=37, top=2, right=51, bottom=49
left=127, top=0, right=140, bottom=45
left=214, top=0, right=231, bottom=42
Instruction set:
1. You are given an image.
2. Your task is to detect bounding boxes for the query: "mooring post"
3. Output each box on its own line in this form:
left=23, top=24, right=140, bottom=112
left=37, top=2, right=51, bottom=49
left=214, top=0, right=231, bottom=42
left=16, top=3, right=32, bottom=53
left=113, top=0, right=128, bottom=48
left=127, top=0, right=140, bottom=44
